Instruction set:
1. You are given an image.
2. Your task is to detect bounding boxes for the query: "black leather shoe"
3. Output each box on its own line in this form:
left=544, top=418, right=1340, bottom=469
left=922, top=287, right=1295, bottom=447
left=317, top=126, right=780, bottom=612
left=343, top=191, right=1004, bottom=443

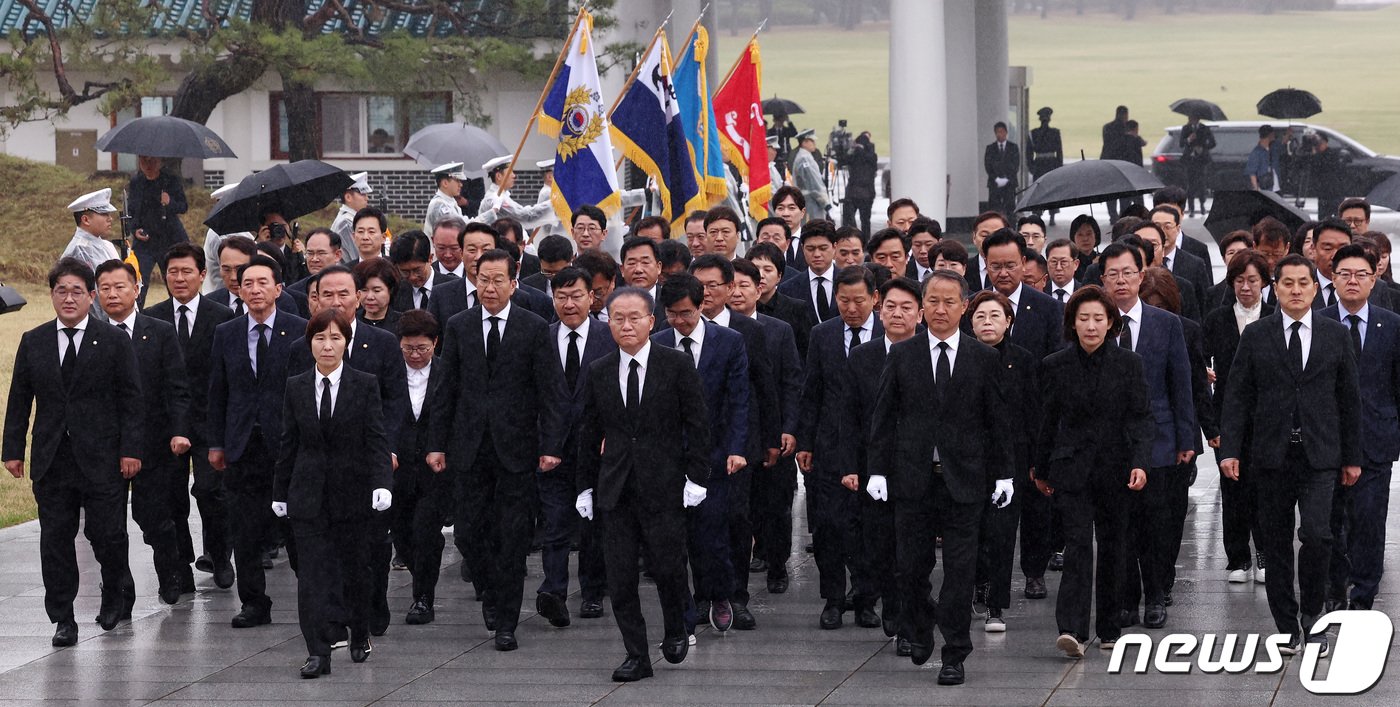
left=749, top=557, right=768, bottom=573
left=406, top=599, right=435, bottom=625
left=660, top=635, right=688, bottom=664
left=260, top=552, right=274, bottom=569
left=1144, top=604, right=1168, bottom=629
left=95, top=606, right=123, bottom=631
left=537, top=592, right=571, bottom=628
left=767, top=574, right=789, bottom=594
left=1025, top=576, right=1048, bottom=600
left=1119, top=609, right=1140, bottom=628
left=350, top=639, right=372, bottom=663
left=370, top=614, right=389, bottom=637
left=612, top=656, right=654, bottom=682
left=231, top=609, right=271, bottom=628
left=178, top=566, right=196, bottom=594
left=855, top=604, right=881, bottom=629
left=938, top=662, right=965, bottom=685
left=483, top=604, right=499, bottom=632
left=1049, top=551, right=1065, bottom=571
left=460, top=563, right=472, bottom=583
left=300, top=655, right=330, bottom=678
left=732, top=602, right=756, bottom=630
left=194, top=554, right=214, bottom=574
left=820, top=601, right=843, bottom=630
left=494, top=631, right=518, bottom=651
left=972, top=583, right=989, bottom=616
left=843, top=589, right=857, bottom=612
left=882, top=612, right=898, bottom=638
left=895, top=638, right=912, bottom=657
left=158, top=579, right=182, bottom=605
left=213, top=559, right=235, bottom=590
left=579, top=598, right=605, bottom=619
left=52, top=620, right=78, bottom=647
left=1163, top=589, right=1174, bottom=607
left=909, top=640, right=934, bottom=666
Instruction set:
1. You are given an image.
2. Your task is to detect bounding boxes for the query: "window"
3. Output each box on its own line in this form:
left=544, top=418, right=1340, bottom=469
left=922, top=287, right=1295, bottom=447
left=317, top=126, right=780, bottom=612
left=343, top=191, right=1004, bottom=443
left=271, top=93, right=451, bottom=158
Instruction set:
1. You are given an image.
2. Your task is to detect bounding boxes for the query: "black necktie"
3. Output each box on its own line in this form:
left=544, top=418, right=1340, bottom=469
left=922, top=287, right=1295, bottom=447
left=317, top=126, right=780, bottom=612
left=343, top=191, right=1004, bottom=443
left=1119, top=315, right=1133, bottom=352
left=419, top=287, right=430, bottom=310
left=935, top=341, right=951, bottom=388
left=848, top=326, right=861, bottom=353
left=1164, top=254, right=1172, bottom=271
left=60, top=327, right=78, bottom=387
left=469, top=291, right=478, bottom=310
left=814, top=276, right=831, bottom=321
left=1347, top=314, right=1362, bottom=355
left=626, top=359, right=640, bottom=411
left=254, top=323, right=269, bottom=379
left=565, top=331, right=580, bottom=390
left=1326, top=284, right=1337, bottom=308
left=681, top=336, right=695, bottom=362
left=486, top=315, right=500, bottom=363
left=320, top=376, right=333, bottom=420
left=1289, top=321, right=1304, bottom=429
left=233, top=298, right=245, bottom=317
left=177, top=304, right=191, bottom=349
left=983, top=273, right=993, bottom=291
left=1054, top=288, right=1067, bottom=303
left=117, top=322, right=129, bottom=335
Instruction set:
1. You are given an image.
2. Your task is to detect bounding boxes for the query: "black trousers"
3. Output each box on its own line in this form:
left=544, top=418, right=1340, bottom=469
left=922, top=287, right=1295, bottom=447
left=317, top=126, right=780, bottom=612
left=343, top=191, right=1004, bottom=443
left=726, top=467, right=755, bottom=603
left=859, top=492, right=898, bottom=620
left=897, top=473, right=982, bottom=666
left=226, top=431, right=276, bottom=615
left=687, top=470, right=734, bottom=602
left=1164, top=462, right=1196, bottom=589
left=1256, top=443, right=1334, bottom=636
left=129, top=451, right=182, bottom=582
left=1221, top=460, right=1262, bottom=570
left=167, top=456, right=194, bottom=567
left=1330, top=466, right=1391, bottom=607
left=753, top=458, right=797, bottom=581
left=454, top=438, right=534, bottom=634
left=1124, top=465, right=1175, bottom=609
left=1055, top=471, right=1129, bottom=643
left=841, top=198, right=873, bottom=240
left=1019, top=473, right=1054, bottom=579
left=292, top=514, right=370, bottom=656
left=810, top=471, right=870, bottom=602
left=988, top=184, right=1016, bottom=217
left=367, top=509, right=392, bottom=630
left=392, top=463, right=451, bottom=603
left=185, top=446, right=230, bottom=563
left=976, top=485, right=1021, bottom=610
left=33, top=439, right=130, bottom=624
left=601, top=485, right=689, bottom=659
left=535, top=464, right=605, bottom=601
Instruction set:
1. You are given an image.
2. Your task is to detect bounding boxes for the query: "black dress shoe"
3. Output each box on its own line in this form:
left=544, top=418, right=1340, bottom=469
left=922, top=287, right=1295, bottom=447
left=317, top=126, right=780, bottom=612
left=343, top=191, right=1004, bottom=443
left=895, top=638, right=912, bottom=657
left=370, top=614, right=389, bottom=637
left=536, top=592, right=571, bottom=628
left=611, top=656, right=654, bottom=682
left=483, top=604, right=499, bottom=632
left=767, top=574, right=789, bottom=594
left=300, top=655, right=330, bottom=678
left=391, top=554, right=407, bottom=571
left=260, top=551, right=274, bottom=569
left=579, top=598, right=605, bottom=619
left=749, top=557, right=768, bottom=573
left=820, top=601, right=843, bottom=630
left=494, top=631, right=518, bottom=651
left=213, top=560, right=235, bottom=589
left=1119, top=609, right=1140, bottom=628
left=1025, top=576, right=1048, bottom=600
left=194, top=554, right=214, bottom=574
left=660, top=635, right=689, bottom=664
left=732, top=602, right=756, bottom=630
left=973, top=583, right=989, bottom=616
left=52, top=620, right=78, bottom=647
left=406, top=600, right=435, bottom=625
left=909, top=639, right=934, bottom=666
left=843, top=589, right=857, bottom=612
left=350, top=638, right=372, bottom=663
left=95, top=606, right=124, bottom=631
left=231, top=609, right=271, bottom=628
left=882, top=612, right=898, bottom=638
left=1144, top=604, right=1168, bottom=629
left=1049, top=551, right=1065, bottom=571
left=178, top=566, right=197, bottom=594
left=1163, top=589, right=1174, bottom=607
left=855, top=604, right=881, bottom=629
left=938, top=662, right=965, bottom=685
left=460, top=563, right=472, bottom=583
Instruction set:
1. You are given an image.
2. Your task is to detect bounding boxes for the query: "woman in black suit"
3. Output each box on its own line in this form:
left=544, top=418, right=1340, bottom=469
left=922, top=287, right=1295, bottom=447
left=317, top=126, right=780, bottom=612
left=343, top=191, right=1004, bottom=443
left=1070, top=215, right=1102, bottom=283
left=967, top=290, right=1042, bottom=629
left=1202, top=250, right=1274, bottom=584
left=1035, top=286, right=1154, bottom=658
left=354, top=257, right=402, bottom=336
left=273, top=309, right=394, bottom=678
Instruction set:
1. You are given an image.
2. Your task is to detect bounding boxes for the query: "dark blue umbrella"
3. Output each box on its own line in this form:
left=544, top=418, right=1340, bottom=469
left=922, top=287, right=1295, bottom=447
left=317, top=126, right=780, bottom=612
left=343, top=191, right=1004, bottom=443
left=96, top=115, right=236, bottom=159
left=203, top=160, right=352, bottom=234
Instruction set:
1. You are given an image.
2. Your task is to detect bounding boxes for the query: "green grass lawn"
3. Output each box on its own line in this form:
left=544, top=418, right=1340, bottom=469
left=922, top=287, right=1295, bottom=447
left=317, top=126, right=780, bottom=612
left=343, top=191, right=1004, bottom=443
left=760, top=5, right=1400, bottom=159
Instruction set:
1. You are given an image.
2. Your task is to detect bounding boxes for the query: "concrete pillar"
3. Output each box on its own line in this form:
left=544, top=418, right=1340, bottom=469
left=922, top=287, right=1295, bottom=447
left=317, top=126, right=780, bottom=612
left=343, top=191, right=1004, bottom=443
left=889, top=0, right=948, bottom=225
left=974, top=0, right=1010, bottom=213
left=943, top=1, right=979, bottom=224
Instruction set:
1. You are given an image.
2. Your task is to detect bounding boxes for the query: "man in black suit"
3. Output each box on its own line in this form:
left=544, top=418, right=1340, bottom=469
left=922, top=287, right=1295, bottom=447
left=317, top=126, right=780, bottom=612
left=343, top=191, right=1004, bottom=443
left=95, top=261, right=192, bottom=605
left=770, top=185, right=809, bottom=270
left=777, top=219, right=841, bottom=324
left=207, top=254, right=309, bottom=628
left=973, top=229, right=1064, bottom=360
left=427, top=223, right=553, bottom=327
left=1321, top=245, right=1400, bottom=612
left=574, top=287, right=711, bottom=681
left=750, top=241, right=815, bottom=361
left=870, top=270, right=1012, bottom=685
left=1310, top=220, right=1392, bottom=313
left=1150, top=206, right=1213, bottom=312
left=389, top=229, right=458, bottom=312
left=966, top=212, right=1010, bottom=293
left=797, top=266, right=883, bottom=630
left=5, top=258, right=143, bottom=647
left=535, top=267, right=613, bottom=627
left=147, top=243, right=237, bottom=590
left=494, top=215, right=541, bottom=279
left=984, top=122, right=1020, bottom=217
left=520, top=234, right=575, bottom=296
left=426, top=249, right=569, bottom=651
left=286, top=228, right=343, bottom=298
left=1151, top=186, right=1215, bottom=266
left=209, top=236, right=305, bottom=317
left=430, top=216, right=469, bottom=280
left=1221, top=254, right=1361, bottom=656
left=620, top=237, right=668, bottom=331
left=1044, top=239, right=1082, bottom=304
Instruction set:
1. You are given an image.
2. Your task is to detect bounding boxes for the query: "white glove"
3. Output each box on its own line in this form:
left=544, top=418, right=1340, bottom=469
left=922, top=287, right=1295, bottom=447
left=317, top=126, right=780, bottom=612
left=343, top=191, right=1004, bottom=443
left=271, top=501, right=288, bottom=518
left=991, top=478, right=1015, bottom=509
left=994, top=177, right=1009, bottom=188
left=682, top=479, right=708, bottom=508
left=575, top=489, right=594, bottom=520
left=866, top=475, right=888, bottom=502
left=371, top=488, right=393, bottom=512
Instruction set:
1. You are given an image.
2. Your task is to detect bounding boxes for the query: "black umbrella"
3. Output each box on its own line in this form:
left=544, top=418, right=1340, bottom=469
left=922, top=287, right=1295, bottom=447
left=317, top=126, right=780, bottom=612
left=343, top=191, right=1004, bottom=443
left=203, top=160, right=353, bottom=234
left=1203, top=190, right=1309, bottom=241
left=1257, top=88, right=1322, bottom=120
left=1170, top=98, right=1227, bottom=121
left=95, top=115, right=236, bottom=159
left=761, top=96, right=804, bottom=116
left=1366, top=172, right=1400, bottom=212
left=1015, top=159, right=1163, bottom=213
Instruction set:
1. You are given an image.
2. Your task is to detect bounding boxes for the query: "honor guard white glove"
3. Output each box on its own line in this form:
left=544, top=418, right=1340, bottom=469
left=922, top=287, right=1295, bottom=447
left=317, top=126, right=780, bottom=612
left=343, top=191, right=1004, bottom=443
left=867, top=475, right=889, bottom=502
left=682, top=480, right=708, bottom=508
left=991, top=479, right=1015, bottom=509
left=575, top=489, right=594, bottom=520
left=271, top=501, right=288, bottom=518
left=994, top=177, right=1009, bottom=188
left=371, top=488, right=393, bottom=512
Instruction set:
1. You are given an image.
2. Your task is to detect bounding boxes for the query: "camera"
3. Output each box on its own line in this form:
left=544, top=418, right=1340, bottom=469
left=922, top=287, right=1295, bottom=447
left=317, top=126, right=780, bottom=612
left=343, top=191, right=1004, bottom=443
left=268, top=222, right=289, bottom=240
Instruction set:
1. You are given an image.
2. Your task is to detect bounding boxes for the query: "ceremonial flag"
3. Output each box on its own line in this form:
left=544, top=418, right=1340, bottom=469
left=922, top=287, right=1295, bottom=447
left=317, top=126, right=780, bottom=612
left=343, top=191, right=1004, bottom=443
left=672, top=25, right=728, bottom=206
left=713, top=37, right=771, bottom=221
left=608, top=29, right=703, bottom=232
left=538, top=10, right=621, bottom=224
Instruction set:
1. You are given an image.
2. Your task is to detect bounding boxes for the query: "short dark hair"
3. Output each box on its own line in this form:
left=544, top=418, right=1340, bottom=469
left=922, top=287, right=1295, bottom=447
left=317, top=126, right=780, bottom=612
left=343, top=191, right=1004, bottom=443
left=353, top=206, right=387, bottom=231
left=353, top=256, right=400, bottom=292
left=1338, top=197, right=1371, bottom=220
left=1132, top=221, right=1168, bottom=247
left=980, top=228, right=1027, bottom=256
left=834, top=225, right=864, bottom=245
left=573, top=249, right=618, bottom=281
left=863, top=262, right=892, bottom=288
left=306, top=307, right=353, bottom=341
left=771, top=185, right=805, bottom=211
left=922, top=269, right=968, bottom=299
left=658, top=239, right=692, bottom=270
left=162, top=242, right=205, bottom=272
left=1063, top=285, right=1123, bottom=343
left=879, top=276, right=922, bottom=304
left=906, top=217, right=942, bottom=241
left=571, top=204, right=606, bottom=227
left=1332, top=243, right=1377, bottom=273
left=1152, top=186, right=1188, bottom=210
left=684, top=210, right=709, bottom=227
left=218, top=235, right=257, bottom=260
left=475, top=248, right=517, bottom=280
left=834, top=264, right=876, bottom=294
left=1139, top=267, right=1182, bottom=315
left=634, top=215, right=670, bottom=237
left=1274, top=253, right=1317, bottom=283
left=1149, top=204, right=1181, bottom=225
left=1252, top=217, right=1291, bottom=247
left=256, top=241, right=288, bottom=273
left=1099, top=241, right=1144, bottom=272
left=461, top=221, right=501, bottom=247
left=659, top=271, right=704, bottom=309
left=800, top=219, right=837, bottom=244
left=732, top=257, right=762, bottom=285
left=993, top=121, right=1008, bottom=131
left=606, top=286, right=655, bottom=313
left=1016, top=214, right=1047, bottom=233
left=867, top=227, right=907, bottom=254
left=1226, top=249, right=1272, bottom=288
left=1259, top=125, right=1275, bottom=139
left=704, top=206, right=743, bottom=232
left=1045, top=238, right=1079, bottom=261
left=930, top=239, right=968, bottom=266
left=1069, top=214, right=1102, bottom=247
left=690, top=253, right=735, bottom=284
left=619, top=236, right=659, bottom=264
left=747, top=241, right=785, bottom=276
left=313, top=264, right=355, bottom=293
left=886, top=197, right=920, bottom=219
left=303, top=227, right=342, bottom=252
left=49, top=257, right=96, bottom=291
left=537, top=234, right=574, bottom=264
left=388, top=230, right=433, bottom=265
left=398, top=308, right=440, bottom=340
left=755, top=216, right=791, bottom=241
left=495, top=237, right=521, bottom=264
left=1291, top=221, right=1318, bottom=255
left=973, top=210, right=1008, bottom=232
left=94, top=259, right=138, bottom=285
left=1120, top=203, right=1151, bottom=221
left=258, top=205, right=286, bottom=226
left=1118, top=233, right=1156, bottom=267
left=1219, top=230, right=1255, bottom=258
left=493, top=216, right=525, bottom=245
left=551, top=266, right=591, bottom=292
left=1315, top=218, right=1354, bottom=244
left=238, top=254, right=283, bottom=284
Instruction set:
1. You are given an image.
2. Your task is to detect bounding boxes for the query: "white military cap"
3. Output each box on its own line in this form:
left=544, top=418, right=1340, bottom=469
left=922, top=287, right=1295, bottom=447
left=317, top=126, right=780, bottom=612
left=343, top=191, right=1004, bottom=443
left=796, top=129, right=816, bottom=141
left=431, top=162, right=466, bottom=180
left=348, top=171, right=373, bottom=193
left=210, top=182, right=240, bottom=200
left=766, top=135, right=780, bottom=148
left=67, top=188, right=117, bottom=213
left=535, top=158, right=556, bottom=170
left=481, top=155, right=513, bottom=173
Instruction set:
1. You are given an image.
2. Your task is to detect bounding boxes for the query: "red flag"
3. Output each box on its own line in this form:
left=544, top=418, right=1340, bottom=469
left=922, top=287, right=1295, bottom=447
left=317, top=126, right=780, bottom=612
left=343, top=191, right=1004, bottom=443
left=713, top=38, right=771, bottom=221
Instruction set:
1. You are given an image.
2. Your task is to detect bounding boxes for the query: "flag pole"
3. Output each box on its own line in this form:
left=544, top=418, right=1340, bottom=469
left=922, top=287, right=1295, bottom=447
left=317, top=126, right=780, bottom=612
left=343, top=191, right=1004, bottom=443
left=717, top=19, right=766, bottom=89
left=504, top=8, right=587, bottom=184
left=605, top=13, right=672, bottom=118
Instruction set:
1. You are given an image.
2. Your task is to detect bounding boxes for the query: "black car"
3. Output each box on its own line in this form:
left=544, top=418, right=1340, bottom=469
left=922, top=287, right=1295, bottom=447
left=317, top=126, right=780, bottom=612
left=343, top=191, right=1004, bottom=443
left=1151, top=121, right=1400, bottom=198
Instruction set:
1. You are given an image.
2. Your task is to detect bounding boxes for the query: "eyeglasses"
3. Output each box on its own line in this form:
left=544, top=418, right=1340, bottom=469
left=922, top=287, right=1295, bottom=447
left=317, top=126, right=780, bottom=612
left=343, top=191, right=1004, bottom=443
left=400, top=344, right=432, bottom=355
left=1334, top=270, right=1374, bottom=282
left=51, top=288, right=88, bottom=301
left=573, top=224, right=603, bottom=234
left=987, top=263, right=1022, bottom=274
left=1103, top=269, right=1140, bottom=282
left=1341, top=217, right=1367, bottom=226
left=610, top=314, right=651, bottom=327
left=554, top=292, right=589, bottom=304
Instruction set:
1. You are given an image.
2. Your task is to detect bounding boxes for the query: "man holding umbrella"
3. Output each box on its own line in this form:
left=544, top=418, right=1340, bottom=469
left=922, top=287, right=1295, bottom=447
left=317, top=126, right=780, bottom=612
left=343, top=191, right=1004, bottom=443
left=127, top=156, right=190, bottom=307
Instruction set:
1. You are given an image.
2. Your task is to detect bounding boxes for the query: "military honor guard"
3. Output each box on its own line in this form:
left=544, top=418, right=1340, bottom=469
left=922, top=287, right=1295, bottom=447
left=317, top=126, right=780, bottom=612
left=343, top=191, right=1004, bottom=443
left=331, top=172, right=374, bottom=264
left=424, top=163, right=467, bottom=234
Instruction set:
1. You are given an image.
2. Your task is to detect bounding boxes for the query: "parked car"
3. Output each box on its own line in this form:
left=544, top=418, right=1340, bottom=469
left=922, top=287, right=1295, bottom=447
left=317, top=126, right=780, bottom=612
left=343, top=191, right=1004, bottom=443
left=1151, top=120, right=1400, bottom=199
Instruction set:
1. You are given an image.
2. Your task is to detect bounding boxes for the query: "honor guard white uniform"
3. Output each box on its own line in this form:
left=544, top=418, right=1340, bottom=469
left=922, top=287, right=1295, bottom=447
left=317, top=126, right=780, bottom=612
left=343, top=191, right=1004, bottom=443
left=423, top=162, right=467, bottom=233
left=475, top=155, right=554, bottom=233
left=333, top=172, right=374, bottom=263
left=767, top=135, right=786, bottom=191
left=791, top=129, right=831, bottom=216
left=61, top=189, right=122, bottom=271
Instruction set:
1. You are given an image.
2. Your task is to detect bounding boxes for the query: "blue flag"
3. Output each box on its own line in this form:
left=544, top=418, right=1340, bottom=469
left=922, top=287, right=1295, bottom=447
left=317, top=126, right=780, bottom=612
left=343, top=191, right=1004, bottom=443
left=672, top=26, right=728, bottom=206
left=538, top=12, right=621, bottom=224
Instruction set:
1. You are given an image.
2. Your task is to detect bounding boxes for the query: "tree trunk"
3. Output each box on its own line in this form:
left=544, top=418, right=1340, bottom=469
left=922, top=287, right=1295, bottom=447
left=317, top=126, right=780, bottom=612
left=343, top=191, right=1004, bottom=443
left=282, top=74, right=319, bottom=161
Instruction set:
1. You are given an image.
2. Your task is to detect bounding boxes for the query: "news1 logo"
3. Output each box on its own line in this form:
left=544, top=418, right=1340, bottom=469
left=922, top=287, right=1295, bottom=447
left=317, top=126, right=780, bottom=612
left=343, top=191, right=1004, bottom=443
left=1107, top=610, right=1393, bottom=695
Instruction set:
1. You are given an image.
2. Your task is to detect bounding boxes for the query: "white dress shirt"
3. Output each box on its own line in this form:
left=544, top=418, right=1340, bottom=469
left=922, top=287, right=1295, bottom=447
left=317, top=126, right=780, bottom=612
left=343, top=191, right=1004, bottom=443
left=435, top=260, right=466, bottom=279
left=112, top=311, right=138, bottom=336
left=1283, top=309, right=1314, bottom=369
left=807, top=263, right=836, bottom=316
left=1119, top=299, right=1144, bottom=352
left=1049, top=279, right=1075, bottom=303
left=1317, top=272, right=1337, bottom=306
left=709, top=306, right=732, bottom=328
left=929, top=330, right=960, bottom=461
left=407, top=361, right=431, bottom=419
left=482, top=301, right=512, bottom=354
left=1339, top=301, right=1369, bottom=349
left=413, top=277, right=438, bottom=309
left=677, top=320, right=706, bottom=366
left=883, top=336, right=897, bottom=353
left=619, top=340, right=652, bottom=399
left=844, top=312, right=876, bottom=355
left=316, top=362, right=344, bottom=417
left=173, top=293, right=201, bottom=333
left=57, top=315, right=90, bottom=363
left=464, top=279, right=479, bottom=309
left=1233, top=300, right=1262, bottom=334
left=247, top=310, right=278, bottom=370
left=558, top=317, right=592, bottom=369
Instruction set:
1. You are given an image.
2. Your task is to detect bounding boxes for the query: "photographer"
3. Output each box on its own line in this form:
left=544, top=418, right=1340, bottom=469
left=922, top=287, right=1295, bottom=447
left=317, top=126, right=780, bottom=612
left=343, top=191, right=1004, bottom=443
left=841, top=132, right=878, bottom=239
left=258, top=207, right=309, bottom=284
left=1306, top=132, right=1349, bottom=219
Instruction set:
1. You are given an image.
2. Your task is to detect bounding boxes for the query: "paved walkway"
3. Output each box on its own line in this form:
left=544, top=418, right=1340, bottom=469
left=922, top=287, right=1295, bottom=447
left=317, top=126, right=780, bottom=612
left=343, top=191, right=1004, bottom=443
left=0, top=458, right=1395, bottom=706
